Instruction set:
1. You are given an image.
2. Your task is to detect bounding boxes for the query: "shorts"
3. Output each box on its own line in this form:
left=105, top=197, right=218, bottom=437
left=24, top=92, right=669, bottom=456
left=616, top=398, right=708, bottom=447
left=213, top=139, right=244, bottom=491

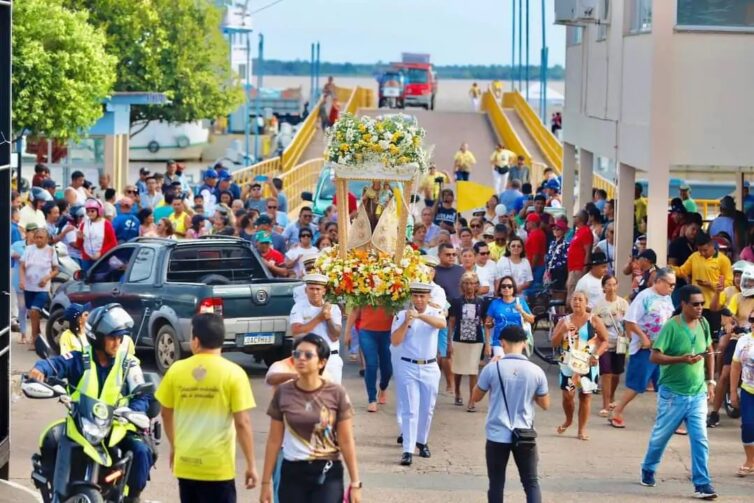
left=178, top=478, right=236, bottom=503
left=598, top=351, right=626, bottom=375
left=624, top=348, right=659, bottom=393
left=702, top=309, right=722, bottom=342
left=24, top=290, right=49, bottom=311
left=438, top=328, right=449, bottom=358
left=723, top=338, right=739, bottom=366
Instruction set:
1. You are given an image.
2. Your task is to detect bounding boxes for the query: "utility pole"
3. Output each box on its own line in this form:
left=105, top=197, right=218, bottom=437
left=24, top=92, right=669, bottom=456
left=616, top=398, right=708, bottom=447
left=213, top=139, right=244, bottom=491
left=314, top=42, right=321, bottom=101
left=540, top=0, right=548, bottom=123
left=310, top=43, right=316, bottom=103
left=518, top=0, right=523, bottom=91
left=511, top=0, right=516, bottom=88
left=254, top=33, right=264, bottom=163
left=525, top=0, right=530, bottom=101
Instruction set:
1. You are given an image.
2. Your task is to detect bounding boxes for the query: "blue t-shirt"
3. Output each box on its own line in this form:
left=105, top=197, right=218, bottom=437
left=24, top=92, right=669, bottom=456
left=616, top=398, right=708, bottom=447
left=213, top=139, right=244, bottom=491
left=513, top=195, right=531, bottom=214
left=112, top=214, right=140, bottom=243
left=486, top=297, right=532, bottom=347
left=477, top=355, right=548, bottom=443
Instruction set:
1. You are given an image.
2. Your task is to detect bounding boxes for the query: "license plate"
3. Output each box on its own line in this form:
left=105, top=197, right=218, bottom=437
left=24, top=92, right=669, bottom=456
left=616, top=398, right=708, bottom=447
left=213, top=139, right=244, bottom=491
left=243, top=333, right=275, bottom=345
left=383, top=88, right=400, bottom=97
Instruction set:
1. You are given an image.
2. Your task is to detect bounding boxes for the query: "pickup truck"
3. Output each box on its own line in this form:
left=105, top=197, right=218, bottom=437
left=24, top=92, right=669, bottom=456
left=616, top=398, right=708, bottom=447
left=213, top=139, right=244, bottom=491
left=46, top=236, right=300, bottom=374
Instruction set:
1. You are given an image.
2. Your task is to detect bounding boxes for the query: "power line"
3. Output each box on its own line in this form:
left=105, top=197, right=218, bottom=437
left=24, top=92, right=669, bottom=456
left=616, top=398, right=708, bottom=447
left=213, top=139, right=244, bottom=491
left=252, top=0, right=284, bottom=14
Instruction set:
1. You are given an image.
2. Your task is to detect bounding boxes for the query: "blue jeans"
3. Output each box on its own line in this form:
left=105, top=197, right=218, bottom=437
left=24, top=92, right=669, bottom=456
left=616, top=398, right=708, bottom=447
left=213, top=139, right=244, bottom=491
left=641, top=387, right=711, bottom=487
left=359, top=329, right=393, bottom=403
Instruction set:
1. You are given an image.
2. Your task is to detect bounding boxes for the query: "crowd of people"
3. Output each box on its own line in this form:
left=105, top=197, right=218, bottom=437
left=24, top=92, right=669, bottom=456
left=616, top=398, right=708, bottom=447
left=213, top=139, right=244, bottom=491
left=17, top=146, right=754, bottom=503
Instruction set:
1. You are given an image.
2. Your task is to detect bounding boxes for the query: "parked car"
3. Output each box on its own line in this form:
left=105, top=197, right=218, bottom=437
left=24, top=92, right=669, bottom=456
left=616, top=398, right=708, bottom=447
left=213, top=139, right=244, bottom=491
left=301, top=165, right=373, bottom=217
left=391, top=54, right=437, bottom=110
left=46, top=236, right=300, bottom=374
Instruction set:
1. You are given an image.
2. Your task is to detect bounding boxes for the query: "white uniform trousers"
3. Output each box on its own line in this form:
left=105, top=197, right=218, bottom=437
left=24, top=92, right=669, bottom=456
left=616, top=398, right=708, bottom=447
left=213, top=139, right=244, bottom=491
left=325, top=353, right=343, bottom=384
left=390, top=345, right=403, bottom=429
left=396, top=359, right=441, bottom=453
left=492, top=170, right=508, bottom=195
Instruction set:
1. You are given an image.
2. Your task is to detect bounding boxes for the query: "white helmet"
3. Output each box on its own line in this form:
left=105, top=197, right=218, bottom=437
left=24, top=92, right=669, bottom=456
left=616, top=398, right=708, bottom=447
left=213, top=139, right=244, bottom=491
left=741, top=264, right=754, bottom=298
left=732, top=260, right=750, bottom=274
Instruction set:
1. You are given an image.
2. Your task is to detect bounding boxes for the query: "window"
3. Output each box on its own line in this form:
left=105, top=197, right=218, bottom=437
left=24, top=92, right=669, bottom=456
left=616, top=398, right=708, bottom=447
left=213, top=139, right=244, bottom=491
left=238, top=63, right=247, bottom=81
left=89, top=247, right=135, bottom=284
left=405, top=68, right=429, bottom=84
left=567, top=26, right=584, bottom=45
left=597, top=0, right=610, bottom=40
left=677, top=0, right=754, bottom=29
left=629, top=0, right=652, bottom=33
left=128, top=248, right=156, bottom=283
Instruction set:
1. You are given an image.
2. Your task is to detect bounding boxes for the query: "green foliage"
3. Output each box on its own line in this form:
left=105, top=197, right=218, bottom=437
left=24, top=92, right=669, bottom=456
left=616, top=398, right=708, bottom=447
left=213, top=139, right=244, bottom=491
left=258, top=59, right=566, bottom=81
left=12, top=0, right=116, bottom=139
left=67, top=0, right=243, bottom=125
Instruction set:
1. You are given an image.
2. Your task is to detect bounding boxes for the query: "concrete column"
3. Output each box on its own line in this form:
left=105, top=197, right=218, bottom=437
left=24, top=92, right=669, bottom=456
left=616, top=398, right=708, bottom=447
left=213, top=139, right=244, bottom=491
left=562, top=142, right=577, bottom=215
left=735, top=168, right=743, bottom=210
left=646, top=164, right=670, bottom=263
left=615, top=163, right=636, bottom=297
left=578, top=148, right=593, bottom=210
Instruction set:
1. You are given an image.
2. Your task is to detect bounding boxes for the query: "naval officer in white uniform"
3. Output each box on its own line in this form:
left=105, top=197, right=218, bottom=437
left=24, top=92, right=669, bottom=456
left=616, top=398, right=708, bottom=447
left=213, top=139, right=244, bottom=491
left=290, top=273, right=343, bottom=383
left=292, top=255, right=319, bottom=304
left=392, top=281, right=447, bottom=466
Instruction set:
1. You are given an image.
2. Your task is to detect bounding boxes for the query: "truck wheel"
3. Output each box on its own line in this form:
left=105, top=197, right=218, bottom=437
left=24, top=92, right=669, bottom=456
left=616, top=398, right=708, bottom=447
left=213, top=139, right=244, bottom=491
left=46, top=308, right=67, bottom=355
left=154, top=324, right=184, bottom=375
left=430, top=95, right=436, bottom=110
left=147, top=141, right=160, bottom=154
left=64, top=487, right=103, bottom=503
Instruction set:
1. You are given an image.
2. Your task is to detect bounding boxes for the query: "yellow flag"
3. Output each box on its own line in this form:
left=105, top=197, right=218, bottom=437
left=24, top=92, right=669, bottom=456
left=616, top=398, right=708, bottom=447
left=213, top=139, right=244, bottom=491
left=456, top=181, right=496, bottom=213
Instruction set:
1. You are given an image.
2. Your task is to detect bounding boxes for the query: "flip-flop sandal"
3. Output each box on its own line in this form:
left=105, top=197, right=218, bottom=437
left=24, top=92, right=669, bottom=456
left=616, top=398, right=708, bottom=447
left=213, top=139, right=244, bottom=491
left=599, top=409, right=610, bottom=417
left=454, top=397, right=464, bottom=406
left=557, top=424, right=570, bottom=434
left=736, top=466, right=754, bottom=477
left=674, top=428, right=688, bottom=436
left=578, top=433, right=590, bottom=441
left=608, top=402, right=617, bottom=410
left=608, top=417, right=626, bottom=428
left=366, top=402, right=378, bottom=413
left=466, top=405, right=477, bottom=413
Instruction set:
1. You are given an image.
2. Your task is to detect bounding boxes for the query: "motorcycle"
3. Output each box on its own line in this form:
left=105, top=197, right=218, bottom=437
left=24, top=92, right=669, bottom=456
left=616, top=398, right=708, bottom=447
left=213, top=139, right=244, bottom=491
left=42, top=242, right=82, bottom=320
left=378, top=71, right=405, bottom=109
left=23, top=338, right=161, bottom=503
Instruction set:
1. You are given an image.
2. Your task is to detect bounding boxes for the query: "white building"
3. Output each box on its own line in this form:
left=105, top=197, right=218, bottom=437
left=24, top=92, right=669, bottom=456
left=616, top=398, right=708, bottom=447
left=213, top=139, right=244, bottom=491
left=556, top=0, right=754, bottom=281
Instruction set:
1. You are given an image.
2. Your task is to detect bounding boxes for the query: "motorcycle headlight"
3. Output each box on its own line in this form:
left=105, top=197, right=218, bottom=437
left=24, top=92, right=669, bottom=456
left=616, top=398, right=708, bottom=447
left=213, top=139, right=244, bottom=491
left=80, top=417, right=109, bottom=445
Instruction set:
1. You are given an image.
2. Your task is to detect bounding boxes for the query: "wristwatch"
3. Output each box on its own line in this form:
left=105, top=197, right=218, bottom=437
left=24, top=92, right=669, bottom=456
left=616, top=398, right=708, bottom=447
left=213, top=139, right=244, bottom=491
left=706, top=380, right=717, bottom=386
left=350, top=481, right=363, bottom=489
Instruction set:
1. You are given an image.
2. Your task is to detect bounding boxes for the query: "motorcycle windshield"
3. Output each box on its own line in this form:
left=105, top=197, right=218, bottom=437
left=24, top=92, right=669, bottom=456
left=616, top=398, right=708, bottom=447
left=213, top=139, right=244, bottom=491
left=77, top=394, right=114, bottom=430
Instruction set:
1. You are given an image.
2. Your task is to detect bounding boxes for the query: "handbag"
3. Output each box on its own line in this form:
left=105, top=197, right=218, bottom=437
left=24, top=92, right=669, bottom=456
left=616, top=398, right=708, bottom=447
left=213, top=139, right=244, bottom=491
left=495, top=360, right=537, bottom=446
left=515, top=297, right=534, bottom=356
left=605, top=307, right=629, bottom=355
left=494, top=165, right=509, bottom=175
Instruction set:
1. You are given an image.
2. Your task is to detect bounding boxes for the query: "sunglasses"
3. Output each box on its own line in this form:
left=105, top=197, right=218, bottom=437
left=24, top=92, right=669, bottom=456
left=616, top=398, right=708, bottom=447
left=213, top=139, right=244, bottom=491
left=300, top=234, right=312, bottom=238
left=302, top=214, right=313, bottom=218
left=125, top=190, right=136, bottom=194
left=501, top=284, right=514, bottom=289
left=444, top=253, right=457, bottom=257
left=478, top=251, right=490, bottom=256
left=509, top=244, right=522, bottom=248
left=689, top=301, right=704, bottom=307
left=267, top=206, right=278, bottom=209
left=292, top=349, right=317, bottom=361
left=470, top=224, right=481, bottom=228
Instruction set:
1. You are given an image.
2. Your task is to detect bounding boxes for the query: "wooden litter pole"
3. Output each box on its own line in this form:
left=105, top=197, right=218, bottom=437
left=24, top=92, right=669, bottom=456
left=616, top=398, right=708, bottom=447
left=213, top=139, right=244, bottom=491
left=394, top=180, right=412, bottom=263
left=337, top=177, right=348, bottom=259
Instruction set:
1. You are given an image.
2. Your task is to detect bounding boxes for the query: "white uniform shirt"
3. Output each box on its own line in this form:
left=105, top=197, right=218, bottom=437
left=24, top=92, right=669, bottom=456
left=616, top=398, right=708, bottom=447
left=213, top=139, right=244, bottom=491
left=289, top=298, right=343, bottom=382
left=284, top=246, right=319, bottom=278
left=574, top=272, right=605, bottom=309
left=429, top=282, right=448, bottom=315
left=292, top=284, right=307, bottom=304
left=392, top=307, right=443, bottom=361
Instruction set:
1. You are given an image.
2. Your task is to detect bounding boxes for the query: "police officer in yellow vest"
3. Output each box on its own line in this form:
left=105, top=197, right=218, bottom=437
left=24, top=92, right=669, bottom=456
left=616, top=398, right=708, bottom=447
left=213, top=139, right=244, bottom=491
left=29, top=303, right=153, bottom=502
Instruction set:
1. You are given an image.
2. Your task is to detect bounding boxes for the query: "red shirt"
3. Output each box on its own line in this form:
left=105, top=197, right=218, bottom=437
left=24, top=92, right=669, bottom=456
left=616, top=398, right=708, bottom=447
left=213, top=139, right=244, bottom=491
left=262, top=248, right=285, bottom=266
left=567, top=225, right=593, bottom=272
left=333, top=192, right=357, bottom=215
left=357, top=306, right=393, bottom=331
left=525, top=228, right=547, bottom=267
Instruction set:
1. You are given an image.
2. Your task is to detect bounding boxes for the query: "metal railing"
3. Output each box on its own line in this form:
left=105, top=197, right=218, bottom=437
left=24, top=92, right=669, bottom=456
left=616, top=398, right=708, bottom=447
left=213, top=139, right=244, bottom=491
left=233, top=156, right=281, bottom=187
left=505, top=90, right=563, bottom=173
left=281, top=157, right=325, bottom=217
left=280, top=95, right=324, bottom=172
left=482, top=89, right=533, bottom=166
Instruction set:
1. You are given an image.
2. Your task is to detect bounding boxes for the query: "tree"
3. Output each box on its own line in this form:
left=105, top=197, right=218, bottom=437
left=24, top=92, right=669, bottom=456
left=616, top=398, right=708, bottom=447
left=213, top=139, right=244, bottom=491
left=67, top=0, right=243, bottom=130
left=12, top=0, right=116, bottom=139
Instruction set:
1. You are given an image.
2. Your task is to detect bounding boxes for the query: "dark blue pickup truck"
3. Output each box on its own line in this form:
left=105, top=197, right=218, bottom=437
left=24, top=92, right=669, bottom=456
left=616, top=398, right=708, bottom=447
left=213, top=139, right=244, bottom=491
left=47, top=236, right=300, bottom=373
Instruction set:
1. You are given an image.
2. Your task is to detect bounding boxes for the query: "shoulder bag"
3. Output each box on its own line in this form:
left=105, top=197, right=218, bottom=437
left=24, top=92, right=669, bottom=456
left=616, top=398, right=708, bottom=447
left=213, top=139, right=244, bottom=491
left=561, top=315, right=592, bottom=375
left=515, top=297, right=534, bottom=356
left=605, top=306, right=629, bottom=355
left=495, top=360, right=537, bottom=446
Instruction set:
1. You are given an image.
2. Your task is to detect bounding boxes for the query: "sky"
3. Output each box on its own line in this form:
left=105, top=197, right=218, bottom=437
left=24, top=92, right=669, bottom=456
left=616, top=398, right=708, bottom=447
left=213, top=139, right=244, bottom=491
left=250, top=0, right=566, bottom=67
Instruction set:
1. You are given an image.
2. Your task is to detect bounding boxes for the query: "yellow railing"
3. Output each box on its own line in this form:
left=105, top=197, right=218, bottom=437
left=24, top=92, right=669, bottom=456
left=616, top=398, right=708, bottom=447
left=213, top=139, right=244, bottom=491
left=343, top=86, right=375, bottom=115
left=482, top=89, right=532, bottom=166
left=530, top=161, right=549, bottom=193
left=593, top=174, right=616, bottom=200
left=505, top=91, right=563, bottom=173
left=233, top=156, right=282, bottom=187
left=280, top=95, right=324, bottom=172
left=282, top=157, right=325, bottom=217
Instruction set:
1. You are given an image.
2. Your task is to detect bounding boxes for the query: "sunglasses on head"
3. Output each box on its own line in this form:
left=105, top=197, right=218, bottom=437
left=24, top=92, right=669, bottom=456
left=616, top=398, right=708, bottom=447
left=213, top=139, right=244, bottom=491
left=292, top=349, right=317, bottom=361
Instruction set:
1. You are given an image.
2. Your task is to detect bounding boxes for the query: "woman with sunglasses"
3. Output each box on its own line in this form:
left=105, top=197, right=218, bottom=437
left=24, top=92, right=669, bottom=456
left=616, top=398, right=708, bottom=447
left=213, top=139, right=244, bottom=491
left=448, top=272, right=488, bottom=410
left=496, top=236, right=533, bottom=296
left=260, top=333, right=361, bottom=503
left=552, top=290, right=609, bottom=440
left=485, top=276, right=534, bottom=358
left=468, top=218, right=485, bottom=243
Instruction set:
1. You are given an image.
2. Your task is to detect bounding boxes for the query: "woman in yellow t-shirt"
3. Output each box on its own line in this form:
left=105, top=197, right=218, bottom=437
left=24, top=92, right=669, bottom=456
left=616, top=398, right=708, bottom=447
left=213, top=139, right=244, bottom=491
left=58, top=303, right=89, bottom=354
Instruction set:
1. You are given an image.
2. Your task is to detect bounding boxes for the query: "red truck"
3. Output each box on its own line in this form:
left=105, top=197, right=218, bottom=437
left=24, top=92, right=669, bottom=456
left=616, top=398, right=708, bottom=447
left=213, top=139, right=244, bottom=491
left=391, top=53, right=437, bottom=110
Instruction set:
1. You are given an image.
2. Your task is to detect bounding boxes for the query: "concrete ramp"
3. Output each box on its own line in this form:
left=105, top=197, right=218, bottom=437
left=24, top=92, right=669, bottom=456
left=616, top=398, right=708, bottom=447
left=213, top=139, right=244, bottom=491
left=503, top=108, right=549, bottom=168
left=360, top=109, right=499, bottom=192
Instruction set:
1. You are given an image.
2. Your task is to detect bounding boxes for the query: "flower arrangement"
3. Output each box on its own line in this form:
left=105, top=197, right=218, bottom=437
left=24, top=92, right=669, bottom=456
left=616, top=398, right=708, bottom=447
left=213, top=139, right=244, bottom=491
left=314, top=246, right=430, bottom=311
left=325, top=113, right=428, bottom=175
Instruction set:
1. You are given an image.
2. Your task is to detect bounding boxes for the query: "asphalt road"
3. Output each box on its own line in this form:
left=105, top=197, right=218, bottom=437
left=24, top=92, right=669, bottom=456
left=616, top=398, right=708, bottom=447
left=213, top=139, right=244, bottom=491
left=8, top=337, right=753, bottom=502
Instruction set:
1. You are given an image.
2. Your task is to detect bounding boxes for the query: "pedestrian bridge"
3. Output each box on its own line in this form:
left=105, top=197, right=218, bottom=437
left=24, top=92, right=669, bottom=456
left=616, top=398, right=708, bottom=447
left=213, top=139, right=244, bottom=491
left=232, top=84, right=720, bottom=219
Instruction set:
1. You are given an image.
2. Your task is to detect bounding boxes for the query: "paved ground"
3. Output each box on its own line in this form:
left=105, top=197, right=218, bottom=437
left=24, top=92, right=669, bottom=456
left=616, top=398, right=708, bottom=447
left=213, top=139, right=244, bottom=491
left=8, top=335, right=753, bottom=502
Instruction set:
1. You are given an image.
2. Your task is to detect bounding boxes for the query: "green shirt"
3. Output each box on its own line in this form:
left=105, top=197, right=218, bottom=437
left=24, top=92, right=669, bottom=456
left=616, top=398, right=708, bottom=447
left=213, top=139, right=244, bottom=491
left=682, top=198, right=698, bottom=213
left=652, top=316, right=710, bottom=396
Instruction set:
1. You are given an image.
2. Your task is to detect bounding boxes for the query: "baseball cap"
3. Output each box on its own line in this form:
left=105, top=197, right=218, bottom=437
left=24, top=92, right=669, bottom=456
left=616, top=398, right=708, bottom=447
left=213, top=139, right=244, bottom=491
left=669, top=198, right=687, bottom=214
left=255, top=230, right=272, bottom=244
left=525, top=212, right=541, bottom=223
left=545, top=179, right=561, bottom=191
left=494, top=204, right=507, bottom=216
left=219, top=171, right=232, bottom=181
left=638, top=249, right=657, bottom=264
left=204, top=169, right=218, bottom=179
left=41, top=179, right=56, bottom=189
left=554, top=219, right=569, bottom=231
left=139, top=167, right=150, bottom=176
left=255, top=214, right=272, bottom=225
left=482, top=225, right=495, bottom=237
left=471, top=207, right=485, bottom=215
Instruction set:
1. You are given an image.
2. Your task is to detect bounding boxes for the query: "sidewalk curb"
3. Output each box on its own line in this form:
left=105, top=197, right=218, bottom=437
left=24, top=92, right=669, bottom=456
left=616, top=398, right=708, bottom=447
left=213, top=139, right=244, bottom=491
left=0, top=480, right=42, bottom=502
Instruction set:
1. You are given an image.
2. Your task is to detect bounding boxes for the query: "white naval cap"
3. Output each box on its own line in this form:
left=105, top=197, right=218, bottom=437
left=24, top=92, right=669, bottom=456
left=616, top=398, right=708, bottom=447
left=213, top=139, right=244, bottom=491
left=303, top=273, right=328, bottom=286
left=421, top=255, right=439, bottom=268
left=409, top=281, right=433, bottom=294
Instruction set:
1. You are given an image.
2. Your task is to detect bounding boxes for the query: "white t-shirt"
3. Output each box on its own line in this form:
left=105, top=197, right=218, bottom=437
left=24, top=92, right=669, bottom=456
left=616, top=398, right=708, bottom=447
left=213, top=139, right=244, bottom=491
left=575, top=273, right=605, bottom=309
left=475, top=261, right=498, bottom=296
left=391, top=307, right=443, bottom=360
left=289, top=299, right=343, bottom=383
left=284, top=246, right=319, bottom=278
left=732, top=333, right=754, bottom=394
left=430, top=282, right=448, bottom=314
left=19, top=206, right=46, bottom=231
left=21, top=245, right=59, bottom=292
left=496, top=257, right=533, bottom=290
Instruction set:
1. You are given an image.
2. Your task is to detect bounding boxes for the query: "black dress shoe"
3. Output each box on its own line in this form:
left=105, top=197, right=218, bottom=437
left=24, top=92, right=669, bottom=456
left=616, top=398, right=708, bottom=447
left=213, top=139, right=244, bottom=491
left=416, top=443, right=431, bottom=458
left=400, top=452, right=413, bottom=466
left=397, top=434, right=403, bottom=444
